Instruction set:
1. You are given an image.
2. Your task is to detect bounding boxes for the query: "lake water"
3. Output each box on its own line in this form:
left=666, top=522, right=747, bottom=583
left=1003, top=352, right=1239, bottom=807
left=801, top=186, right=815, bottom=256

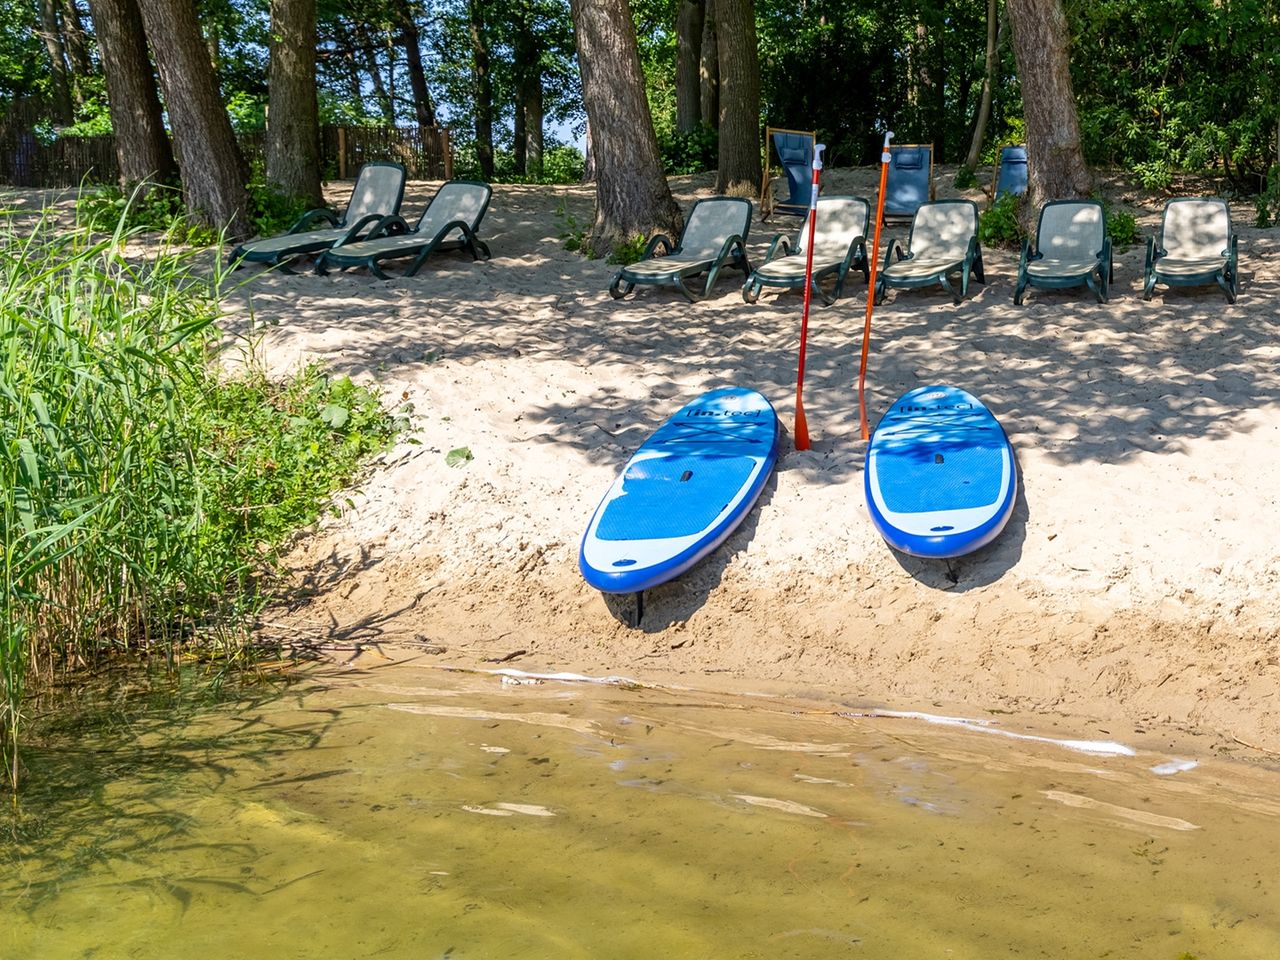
left=5, top=657, right=1279, bottom=959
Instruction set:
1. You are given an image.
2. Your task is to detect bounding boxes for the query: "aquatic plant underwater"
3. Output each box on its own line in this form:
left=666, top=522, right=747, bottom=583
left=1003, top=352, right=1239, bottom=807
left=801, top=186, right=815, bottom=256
left=0, top=198, right=403, bottom=788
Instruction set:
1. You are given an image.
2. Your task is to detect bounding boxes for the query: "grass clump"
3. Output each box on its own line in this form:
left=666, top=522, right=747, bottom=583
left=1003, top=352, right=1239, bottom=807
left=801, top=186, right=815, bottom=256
left=0, top=210, right=404, bottom=788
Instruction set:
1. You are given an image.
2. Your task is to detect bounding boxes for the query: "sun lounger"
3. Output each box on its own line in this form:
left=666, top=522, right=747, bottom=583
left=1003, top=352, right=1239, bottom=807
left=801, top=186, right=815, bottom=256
left=759, top=128, right=815, bottom=220
left=875, top=199, right=983, bottom=305
left=742, top=196, right=869, bottom=304
left=1014, top=199, right=1111, bottom=304
left=883, top=144, right=934, bottom=222
left=315, top=180, right=493, bottom=279
left=1143, top=197, right=1237, bottom=302
left=609, top=197, right=753, bottom=303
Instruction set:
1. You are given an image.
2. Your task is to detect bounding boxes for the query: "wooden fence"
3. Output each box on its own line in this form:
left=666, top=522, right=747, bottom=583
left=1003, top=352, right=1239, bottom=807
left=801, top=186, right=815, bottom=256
left=0, top=122, right=452, bottom=189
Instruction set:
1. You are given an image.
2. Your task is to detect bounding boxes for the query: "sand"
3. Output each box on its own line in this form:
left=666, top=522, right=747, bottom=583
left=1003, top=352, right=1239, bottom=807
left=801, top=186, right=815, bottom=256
left=144, top=167, right=1276, bottom=760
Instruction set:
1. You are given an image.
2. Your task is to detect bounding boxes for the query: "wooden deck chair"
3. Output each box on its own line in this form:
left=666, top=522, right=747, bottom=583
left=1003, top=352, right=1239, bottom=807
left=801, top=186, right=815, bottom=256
left=609, top=197, right=753, bottom=303
left=315, top=180, right=493, bottom=280
left=882, top=143, right=935, bottom=223
left=875, top=199, right=984, bottom=305
left=993, top=144, right=1028, bottom=200
left=230, top=161, right=407, bottom=269
left=758, top=127, right=815, bottom=221
left=1014, top=199, right=1112, bottom=305
left=742, top=196, right=870, bottom=305
left=1143, top=197, right=1238, bottom=302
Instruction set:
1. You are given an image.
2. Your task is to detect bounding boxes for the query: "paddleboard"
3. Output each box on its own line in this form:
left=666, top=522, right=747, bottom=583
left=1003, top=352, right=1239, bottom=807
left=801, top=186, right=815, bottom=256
left=865, top=385, right=1016, bottom=558
left=579, top=387, right=778, bottom=594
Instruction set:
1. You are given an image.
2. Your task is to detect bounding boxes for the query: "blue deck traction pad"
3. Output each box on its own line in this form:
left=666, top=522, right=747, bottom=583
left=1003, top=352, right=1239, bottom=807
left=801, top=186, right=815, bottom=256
left=865, top=385, right=1016, bottom=559
left=579, top=387, right=779, bottom=594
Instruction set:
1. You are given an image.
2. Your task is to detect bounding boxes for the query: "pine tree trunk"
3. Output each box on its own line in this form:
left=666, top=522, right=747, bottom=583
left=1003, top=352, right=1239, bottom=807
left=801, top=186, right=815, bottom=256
left=469, top=0, right=494, bottom=180
left=88, top=0, right=177, bottom=186
left=396, top=0, right=436, bottom=128
left=964, top=0, right=1002, bottom=172
left=134, top=0, right=251, bottom=237
left=569, top=0, right=681, bottom=256
left=1006, top=0, right=1091, bottom=217
left=37, top=0, right=74, bottom=123
left=714, top=0, right=760, bottom=195
left=698, top=0, right=718, bottom=129
left=266, top=0, right=322, bottom=206
left=675, top=0, right=703, bottom=133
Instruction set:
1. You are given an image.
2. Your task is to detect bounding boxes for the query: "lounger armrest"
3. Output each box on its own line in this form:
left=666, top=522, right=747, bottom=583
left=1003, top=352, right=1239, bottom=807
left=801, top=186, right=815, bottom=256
left=1017, top=238, right=1033, bottom=272
left=715, top=234, right=749, bottom=271
left=642, top=234, right=674, bottom=259
left=1100, top=236, right=1114, bottom=280
left=288, top=208, right=339, bottom=234
left=880, top=239, right=899, bottom=274
left=840, top=235, right=868, bottom=271
left=1226, top=233, right=1238, bottom=266
left=1144, top=235, right=1157, bottom=273
left=360, top=213, right=412, bottom=241
left=764, top=233, right=792, bottom=263
left=337, top=213, right=399, bottom=246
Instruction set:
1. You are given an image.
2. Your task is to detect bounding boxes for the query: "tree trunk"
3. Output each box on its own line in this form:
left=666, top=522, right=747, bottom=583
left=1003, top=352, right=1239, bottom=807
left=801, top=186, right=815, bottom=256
left=88, top=0, right=178, bottom=186
left=1006, top=0, right=1091, bottom=217
left=396, top=0, right=436, bottom=128
left=37, top=0, right=74, bottom=123
left=675, top=0, right=703, bottom=133
left=513, top=7, right=543, bottom=179
left=582, top=118, right=596, bottom=183
left=525, top=78, right=543, bottom=178
left=698, top=0, right=718, bottom=129
left=266, top=0, right=322, bottom=206
left=714, top=0, right=760, bottom=196
left=469, top=0, right=494, bottom=180
left=335, top=21, right=365, bottom=112
left=353, top=21, right=394, bottom=124
left=963, top=0, right=1002, bottom=172
left=61, top=0, right=93, bottom=78
left=134, top=0, right=251, bottom=237
left=569, top=0, right=681, bottom=256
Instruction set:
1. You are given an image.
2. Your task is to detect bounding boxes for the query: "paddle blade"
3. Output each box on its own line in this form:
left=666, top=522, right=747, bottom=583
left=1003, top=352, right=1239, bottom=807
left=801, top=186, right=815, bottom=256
left=793, top=398, right=810, bottom=451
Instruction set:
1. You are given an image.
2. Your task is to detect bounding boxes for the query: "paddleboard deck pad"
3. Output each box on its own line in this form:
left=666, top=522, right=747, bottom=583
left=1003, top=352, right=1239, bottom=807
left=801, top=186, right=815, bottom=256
left=579, top=387, right=778, bottom=594
left=865, top=384, right=1016, bottom=559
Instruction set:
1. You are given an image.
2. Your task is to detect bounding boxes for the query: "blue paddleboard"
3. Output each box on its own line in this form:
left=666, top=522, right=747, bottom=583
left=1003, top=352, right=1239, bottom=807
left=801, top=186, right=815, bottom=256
left=579, top=387, right=779, bottom=594
left=865, top=385, right=1016, bottom=559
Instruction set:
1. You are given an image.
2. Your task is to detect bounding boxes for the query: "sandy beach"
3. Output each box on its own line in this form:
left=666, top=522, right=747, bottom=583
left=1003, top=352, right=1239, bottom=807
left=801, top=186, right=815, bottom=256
left=196, top=167, right=1276, bottom=760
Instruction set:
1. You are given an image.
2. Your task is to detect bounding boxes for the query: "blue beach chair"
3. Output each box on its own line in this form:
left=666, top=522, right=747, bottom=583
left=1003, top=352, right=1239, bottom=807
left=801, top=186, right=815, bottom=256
left=994, top=145, right=1028, bottom=199
left=882, top=143, right=934, bottom=222
left=760, top=127, right=815, bottom=220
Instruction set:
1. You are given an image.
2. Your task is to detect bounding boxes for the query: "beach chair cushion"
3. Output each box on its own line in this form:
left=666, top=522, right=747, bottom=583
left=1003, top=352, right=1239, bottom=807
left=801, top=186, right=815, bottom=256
left=884, top=144, right=934, bottom=219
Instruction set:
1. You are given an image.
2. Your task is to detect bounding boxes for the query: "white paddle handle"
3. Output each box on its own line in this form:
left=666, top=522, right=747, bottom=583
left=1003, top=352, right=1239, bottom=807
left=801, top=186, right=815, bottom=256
left=881, top=131, right=894, bottom=164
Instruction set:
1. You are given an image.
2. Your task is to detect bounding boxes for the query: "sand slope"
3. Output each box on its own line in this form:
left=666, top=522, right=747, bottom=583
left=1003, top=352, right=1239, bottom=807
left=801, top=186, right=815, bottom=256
left=222, top=169, right=1280, bottom=758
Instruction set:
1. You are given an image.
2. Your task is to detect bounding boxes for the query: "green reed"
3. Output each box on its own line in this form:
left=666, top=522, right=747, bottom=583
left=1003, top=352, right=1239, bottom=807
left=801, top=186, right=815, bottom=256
left=0, top=206, right=400, bottom=788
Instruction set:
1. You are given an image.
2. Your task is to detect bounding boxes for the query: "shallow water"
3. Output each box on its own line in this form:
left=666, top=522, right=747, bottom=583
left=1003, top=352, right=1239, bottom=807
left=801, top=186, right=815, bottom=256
left=6, top=659, right=1280, bottom=959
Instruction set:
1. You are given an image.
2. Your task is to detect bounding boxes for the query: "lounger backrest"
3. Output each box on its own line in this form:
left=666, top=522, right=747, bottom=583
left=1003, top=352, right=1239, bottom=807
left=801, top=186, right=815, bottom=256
left=995, top=145, right=1028, bottom=198
left=773, top=130, right=814, bottom=208
left=907, top=200, right=977, bottom=261
left=343, top=162, right=407, bottom=226
left=415, top=180, right=493, bottom=237
left=1036, top=201, right=1104, bottom=259
left=1162, top=198, right=1231, bottom=259
left=797, top=196, right=870, bottom=257
left=884, top=144, right=933, bottom=217
left=678, top=198, right=752, bottom=260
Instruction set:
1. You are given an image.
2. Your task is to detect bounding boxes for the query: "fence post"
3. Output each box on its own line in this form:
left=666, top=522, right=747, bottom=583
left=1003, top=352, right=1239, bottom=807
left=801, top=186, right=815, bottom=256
left=443, top=128, right=452, bottom=180
left=338, top=127, right=347, bottom=179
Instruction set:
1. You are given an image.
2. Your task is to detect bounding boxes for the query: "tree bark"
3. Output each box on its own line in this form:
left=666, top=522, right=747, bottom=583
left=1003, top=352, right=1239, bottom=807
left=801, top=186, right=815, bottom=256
left=469, top=0, right=494, bottom=179
left=569, top=0, right=681, bottom=256
left=88, top=0, right=178, bottom=186
left=266, top=0, right=322, bottom=206
left=675, top=0, right=703, bottom=133
left=134, top=0, right=251, bottom=237
left=1006, top=0, right=1091, bottom=215
left=963, top=0, right=1003, bottom=172
left=37, top=0, right=74, bottom=123
left=353, top=20, right=394, bottom=124
left=714, top=0, right=760, bottom=195
left=61, top=0, right=93, bottom=78
left=396, top=0, right=437, bottom=128
left=513, top=5, right=543, bottom=178
left=698, top=0, right=718, bottom=129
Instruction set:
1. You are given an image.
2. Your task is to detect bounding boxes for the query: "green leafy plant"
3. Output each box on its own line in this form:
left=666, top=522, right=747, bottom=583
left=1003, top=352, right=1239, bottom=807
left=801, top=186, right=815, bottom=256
left=1255, top=164, right=1280, bottom=227
left=1106, top=209, right=1140, bottom=247
left=953, top=166, right=978, bottom=190
left=978, top=192, right=1025, bottom=249
left=658, top=125, right=718, bottom=175
left=605, top=234, right=648, bottom=266
left=446, top=447, right=473, bottom=467
left=76, top=183, right=216, bottom=245
left=244, top=161, right=317, bottom=238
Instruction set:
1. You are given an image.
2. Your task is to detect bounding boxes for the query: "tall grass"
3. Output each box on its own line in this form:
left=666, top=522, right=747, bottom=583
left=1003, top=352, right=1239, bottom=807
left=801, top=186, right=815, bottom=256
left=0, top=205, right=401, bottom=789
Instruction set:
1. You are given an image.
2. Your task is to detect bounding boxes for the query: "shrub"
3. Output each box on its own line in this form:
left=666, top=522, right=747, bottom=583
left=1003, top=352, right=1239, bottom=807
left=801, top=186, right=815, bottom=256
left=979, top=192, right=1025, bottom=248
left=659, top=125, right=718, bottom=175
left=1106, top=209, right=1140, bottom=247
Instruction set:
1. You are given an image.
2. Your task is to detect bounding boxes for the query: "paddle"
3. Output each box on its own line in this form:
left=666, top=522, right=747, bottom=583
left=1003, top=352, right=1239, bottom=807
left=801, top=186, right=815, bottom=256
left=792, top=142, right=826, bottom=451
left=858, top=131, right=894, bottom=441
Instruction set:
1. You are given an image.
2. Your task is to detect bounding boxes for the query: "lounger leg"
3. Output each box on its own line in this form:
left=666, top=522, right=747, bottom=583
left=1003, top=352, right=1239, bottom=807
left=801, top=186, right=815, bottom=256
left=1217, top=272, right=1236, bottom=303
left=675, top=274, right=704, bottom=303
left=369, top=259, right=393, bottom=281
left=742, top=279, right=760, bottom=304
left=940, top=274, right=959, bottom=305
left=1013, top=278, right=1027, bottom=306
left=814, top=278, right=833, bottom=306
left=609, top=274, right=634, bottom=300
left=973, top=248, right=986, bottom=284
left=1085, top=274, right=1104, bottom=304
left=1142, top=275, right=1157, bottom=301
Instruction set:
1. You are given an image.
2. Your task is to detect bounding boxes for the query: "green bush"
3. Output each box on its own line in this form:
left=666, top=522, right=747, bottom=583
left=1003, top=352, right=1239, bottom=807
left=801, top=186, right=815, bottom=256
left=979, top=192, right=1025, bottom=249
left=606, top=234, right=648, bottom=266
left=245, top=162, right=317, bottom=238
left=1106, top=209, right=1140, bottom=247
left=76, top=183, right=215, bottom=245
left=1256, top=164, right=1280, bottom=227
left=0, top=211, right=404, bottom=787
left=659, top=125, right=718, bottom=175
left=953, top=166, right=978, bottom=190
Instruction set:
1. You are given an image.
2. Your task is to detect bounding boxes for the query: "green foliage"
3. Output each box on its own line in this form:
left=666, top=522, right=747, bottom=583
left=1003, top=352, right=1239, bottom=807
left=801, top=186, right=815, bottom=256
left=445, top=447, right=473, bottom=467
left=605, top=234, right=649, bottom=266
left=953, top=166, right=978, bottom=190
left=75, top=183, right=217, bottom=246
left=556, top=198, right=592, bottom=256
left=658, top=125, right=718, bottom=175
left=487, top=144, right=586, bottom=184
left=225, top=91, right=267, bottom=133
left=978, top=192, right=1025, bottom=249
left=244, top=162, right=317, bottom=238
left=0, top=209, right=403, bottom=786
left=1255, top=164, right=1280, bottom=227
left=1106, top=209, right=1140, bottom=247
